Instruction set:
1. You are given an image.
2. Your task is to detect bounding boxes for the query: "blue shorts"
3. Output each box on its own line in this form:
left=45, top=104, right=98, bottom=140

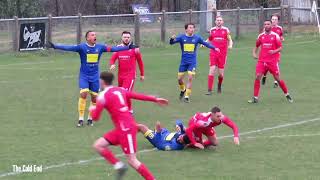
left=178, top=63, right=196, bottom=74
left=79, top=75, right=99, bottom=95
left=144, top=130, right=162, bottom=148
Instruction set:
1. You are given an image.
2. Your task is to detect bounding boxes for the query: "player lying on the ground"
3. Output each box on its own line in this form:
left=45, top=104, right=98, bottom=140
left=137, top=120, right=190, bottom=151
left=262, top=13, right=285, bottom=88
left=206, top=16, right=233, bottom=95
left=46, top=31, right=137, bottom=127
left=185, top=106, right=240, bottom=149
left=169, top=23, right=220, bottom=103
left=109, top=31, right=145, bottom=113
left=90, top=71, right=168, bottom=180
left=248, top=20, right=293, bottom=104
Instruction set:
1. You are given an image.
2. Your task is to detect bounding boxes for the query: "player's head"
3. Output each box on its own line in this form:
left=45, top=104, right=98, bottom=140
left=211, top=106, right=223, bottom=122
left=121, top=31, right=131, bottom=45
left=85, top=30, right=97, bottom=45
left=264, top=20, right=272, bottom=32
left=271, top=14, right=280, bottom=26
left=185, top=23, right=195, bottom=35
left=215, top=16, right=224, bottom=27
left=177, top=134, right=190, bottom=144
left=99, top=71, right=114, bottom=88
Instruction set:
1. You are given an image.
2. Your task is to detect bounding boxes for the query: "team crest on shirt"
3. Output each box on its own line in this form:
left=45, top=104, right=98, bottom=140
left=184, top=39, right=187, bottom=42
left=222, top=31, right=225, bottom=34
left=95, top=49, right=98, bottom=53
left=192, top=39, right=195, bottom=42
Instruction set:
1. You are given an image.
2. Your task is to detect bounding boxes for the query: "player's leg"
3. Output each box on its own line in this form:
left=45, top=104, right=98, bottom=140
left=269, top=63, right=293, bottom=103
left=207, top=55, right=217, bottom=95
left=137, top=124, right=158, bottom=148
left=78, top=76, right=89, bottom=127
left=202, top=128, right=218, bottom=148
left=262, top=70, right=268, bottom=85
left=184, top=64, right=196, bottom=103
left=248, top=62, right=265, bottom=103
left=93, top=130, right=127, bottom=179
left=87, top=80, right=99, bottom=126
left=122, top=129, right=156, bottom=180
left=178, top=64, right=187, bottom=100
left=217, top=54, right=227, bottom=93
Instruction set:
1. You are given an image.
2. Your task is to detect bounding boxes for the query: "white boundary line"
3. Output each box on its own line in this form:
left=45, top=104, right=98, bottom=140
left=0, top=117, right=319, bottom=178
left=244, top=133, right=320, bottom=139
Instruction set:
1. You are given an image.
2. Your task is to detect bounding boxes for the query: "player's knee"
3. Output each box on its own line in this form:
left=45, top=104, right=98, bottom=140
left=127, top=155, right=140, bottom=169
left=80, top=92, right=88, bottom=99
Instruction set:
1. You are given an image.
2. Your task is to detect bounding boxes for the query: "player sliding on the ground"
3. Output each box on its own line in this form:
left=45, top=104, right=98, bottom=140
left=169, top=23, right=220, bottom=103
left=262, top=14, right=285, bottom=88
left=248, top=20, right=293, bottom=103
left=46, top=31, right=137, bottom=127
left=138, top=120, right=190, bottom=151
left=90, top=71, right=168, bottom=180
left=185, top=106, right=239, bottom=149
left=109, top=31, right=145, bottom=113
left=206, top=16, right=233, bottom=95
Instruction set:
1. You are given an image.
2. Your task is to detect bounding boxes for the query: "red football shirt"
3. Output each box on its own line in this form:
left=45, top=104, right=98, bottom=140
left=271, top=25, right=284, bottom=40
left=110, top=46, right=144, bottom=78
left=90, top=86, right=157, bottom=130
left=208, top=26, right=230, bottom=54
left=256, top=32, right=282, bottom=63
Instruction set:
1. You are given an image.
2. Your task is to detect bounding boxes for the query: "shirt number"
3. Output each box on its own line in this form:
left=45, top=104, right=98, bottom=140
left=113, top=91, right=128, bottom=112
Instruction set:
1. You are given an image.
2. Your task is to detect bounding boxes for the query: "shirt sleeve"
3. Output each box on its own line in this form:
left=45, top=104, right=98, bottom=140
left=169, top=34, right=182, bottom=44
left=198, top=36, right=216, bottom=49
left=53, top=44, right=81, bottom=52
left=109, top=52, right=119, bottom=65
left=90, top=93, right=106, bottom=121
left=126, top=91, right=157, bottom=102
left=185, top=125, right=197, bottom=145
left=208, top=31, right=213, bottom=41
left=222, top=116, right=239, bottom=138
left=275, top=35, right=282, bottom=49
left=104, top=45, right=129, bottom=52
left=135, top=48, right=145, bottom=76
left=256, top=37, right=261, bottom=47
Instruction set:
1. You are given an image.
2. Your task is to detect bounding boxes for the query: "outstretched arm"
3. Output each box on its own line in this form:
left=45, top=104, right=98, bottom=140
left=89, top=96, right=105, bottom=121
left=53, top=44, right=81, bottom=52
left=105, top=45, right=129, bottom=52
left=169, top=34, right=181, bottom=45
left=199, top=37, right=219, bottom=52
left=126, top=92, right=168, bottom=106
left=222, top=116, right=240, bottom=145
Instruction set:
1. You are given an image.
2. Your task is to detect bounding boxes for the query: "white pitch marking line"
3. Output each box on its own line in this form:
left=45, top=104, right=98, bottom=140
left=0, top=61, right=54, bottom=67
left=0, top=117, right=319, bottom=178
left=244, top=133, right=320, bottom=139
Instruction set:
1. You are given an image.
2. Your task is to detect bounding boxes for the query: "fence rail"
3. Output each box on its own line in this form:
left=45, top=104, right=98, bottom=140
left=0, top=6, right=319, bottom=52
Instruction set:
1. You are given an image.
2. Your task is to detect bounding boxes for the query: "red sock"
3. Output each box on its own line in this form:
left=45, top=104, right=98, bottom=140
left=208, top=75, right=214, bottom=91
left=278, top=80, right=288, bottom=94
left=263, top=71, right=267, bottom=76
left=99, top=148, right=119, bottom=165
left=218, top=75, right=224, bottom=86
left=254, top=79, right=260, bottom=97
left=137, top=164, right=155, bottom=180
left=203, top=140, right=212, bottom=146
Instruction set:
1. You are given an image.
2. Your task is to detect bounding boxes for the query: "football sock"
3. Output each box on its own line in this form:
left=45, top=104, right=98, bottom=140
left=279, top=80, right=288, bottom=94
left=78, top=97, right=86, bottom=120
left=254, top=79, right=260, bottom=97
left=208, top=75, right=214, bottom=91
left=87, top=102, right=95, bottom=120
left=203, top=140, right=212, bottom=146
left=218, top=75, right=224, bottom=86
left=137, top=163, right=155, bottom=180
left=185, top=88, right=192, bottom=97
left=99, top=148, right=119, bottom=165
left=179, top=83, right=186, bottom=92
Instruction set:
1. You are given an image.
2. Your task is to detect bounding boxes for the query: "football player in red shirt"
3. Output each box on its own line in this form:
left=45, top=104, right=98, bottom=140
left=248, top=20, right=293, bottom=103
left=90, top=71, right=168, bottom=180
left=206, top=16, right=233, bottom=95
left=262, top=14, right=284, bottom=88
left=185, top=106, right=240, bottom=149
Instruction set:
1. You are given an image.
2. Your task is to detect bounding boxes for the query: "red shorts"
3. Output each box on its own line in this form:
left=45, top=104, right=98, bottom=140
left=256, top=61, right=280, bottom=76
left=193, top=127, right=216, bottom=143
left=118, top=76, right=135, bottom=91
left=210, top=52, right=227, bottom=69
left=103, top=127, right=137, bottom=154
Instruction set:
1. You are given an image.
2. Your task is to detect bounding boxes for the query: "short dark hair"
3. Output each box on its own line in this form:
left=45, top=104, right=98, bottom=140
left=265, top=20, right=272, bottom=23
left=122, top=31, right=131, bottom=35
left=85, top=30, right=94, bottom=39
left=100, top=71, right=114, bottom=85
left=271, top=13, right=280, bottom=21
left=211, top=106, right=221, bottom=114
left=182, top=134, right=191, bottom=144
left=184, top=23, right=195, bottom=30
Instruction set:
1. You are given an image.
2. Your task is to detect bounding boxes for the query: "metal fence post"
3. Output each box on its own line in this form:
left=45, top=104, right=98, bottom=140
left=236, top=7, right=240, bottom=39
left=280, top=5, right=285, bottom=27
left=47, top=14, right=52, bottom=44
left=212, top=8, right=217, bottom=25
left=259, top=6, right=264, bottom=33
left=188, top=9, right=192, bottom=23
left=77, top=13, right=82, bottom=44
left=134, top=12, right=140, bottom=46
left=161, top=10, right=166, bottom=42
left=287, top=6, right=292, bottom=34
left=13, top=16, right=19, bottom=52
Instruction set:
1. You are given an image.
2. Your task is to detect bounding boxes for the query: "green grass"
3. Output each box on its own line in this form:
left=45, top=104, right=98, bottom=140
left=0, top=35, right=320, bottom=180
